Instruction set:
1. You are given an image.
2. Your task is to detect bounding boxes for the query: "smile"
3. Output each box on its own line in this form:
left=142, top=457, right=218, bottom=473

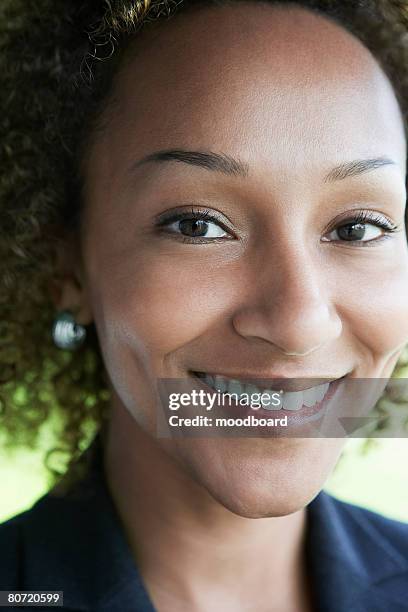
left=192, top=372, right=342, bottom=412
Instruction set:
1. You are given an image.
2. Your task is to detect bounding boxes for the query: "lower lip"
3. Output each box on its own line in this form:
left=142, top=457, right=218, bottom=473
left=192, top=374, right=345, bottom=429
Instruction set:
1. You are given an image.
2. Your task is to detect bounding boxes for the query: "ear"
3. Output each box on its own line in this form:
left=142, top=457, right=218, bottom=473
left=48, top=232, right=93, bottom=327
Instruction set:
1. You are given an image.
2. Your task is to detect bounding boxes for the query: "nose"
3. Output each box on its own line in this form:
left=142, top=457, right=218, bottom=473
left=232, top=250, right=342, bottom=357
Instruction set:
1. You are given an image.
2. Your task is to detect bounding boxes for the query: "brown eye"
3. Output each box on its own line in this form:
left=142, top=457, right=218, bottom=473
left=322, top=209, right=399, bottom=245
left=325, top=222, right=384, bottom=243
left=179, top=218, right=210, bottom=237
left=336, top=223, right=367, bottom=241
left=163, top=215, right=229, bottom=239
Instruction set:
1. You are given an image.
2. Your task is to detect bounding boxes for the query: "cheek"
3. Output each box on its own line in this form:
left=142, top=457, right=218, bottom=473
left=84, top=246, right=241, bottom=429
left=335, top=249, right=408, bottom=359
left=86, top=247, right=238, bottom=359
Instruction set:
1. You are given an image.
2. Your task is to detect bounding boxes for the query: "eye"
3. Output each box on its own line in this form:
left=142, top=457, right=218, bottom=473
left=326, top=222, right=383, bottom=242
left=323, top=210, right=400, bottom=246
left=166, top=217, right=228, bottom=238
left=156, top=208, right=234, bottom=241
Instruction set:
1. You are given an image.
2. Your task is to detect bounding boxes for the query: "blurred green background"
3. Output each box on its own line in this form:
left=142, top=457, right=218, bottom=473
left=1, top=437, right=408, bottom=523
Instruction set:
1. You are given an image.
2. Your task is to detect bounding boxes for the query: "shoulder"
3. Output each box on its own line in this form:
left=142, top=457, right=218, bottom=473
left=0, top=509, right=25, bottom=589
left=309, top=490, right=408, bottom=567
left=307, top=492, right=408, bottom=610
left=0, top=496, right=68, bottom=589
left=0, top=474, right=151, bottom=611
left=0, top=470, right=105, bottom=590
left=321, top=490, right=408, bottom=539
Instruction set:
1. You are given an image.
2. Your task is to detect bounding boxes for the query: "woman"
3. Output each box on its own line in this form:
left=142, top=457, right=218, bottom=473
left=1, top=0, right=408, bottom=610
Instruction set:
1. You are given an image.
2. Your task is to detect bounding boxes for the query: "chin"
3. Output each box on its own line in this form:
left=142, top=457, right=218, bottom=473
left=174, top=437, right=342, bottom=519
left=205, top=482, right=316, bottom=519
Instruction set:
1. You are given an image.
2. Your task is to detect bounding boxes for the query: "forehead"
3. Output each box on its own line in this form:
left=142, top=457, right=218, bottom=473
left=87, top=3, right=406, bottom=182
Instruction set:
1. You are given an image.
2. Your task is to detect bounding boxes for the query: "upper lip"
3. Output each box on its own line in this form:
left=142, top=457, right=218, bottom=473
left=192, top=371, right=349, bottom=392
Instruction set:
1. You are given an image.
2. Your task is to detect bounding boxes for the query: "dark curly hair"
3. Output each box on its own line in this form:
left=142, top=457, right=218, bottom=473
left=1, top=0, right=408, bottom=488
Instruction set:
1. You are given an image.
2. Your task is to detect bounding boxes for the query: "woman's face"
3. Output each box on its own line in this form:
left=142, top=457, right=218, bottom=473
left=73, top=3, right=408, bottom=516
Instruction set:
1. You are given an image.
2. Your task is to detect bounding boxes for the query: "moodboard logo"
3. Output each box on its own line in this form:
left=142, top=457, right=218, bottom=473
left=155, top=376, right=408, bottom=438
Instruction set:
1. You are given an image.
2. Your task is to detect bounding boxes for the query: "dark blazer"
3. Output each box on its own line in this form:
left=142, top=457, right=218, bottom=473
left=1, top=439, right=408, bottom=612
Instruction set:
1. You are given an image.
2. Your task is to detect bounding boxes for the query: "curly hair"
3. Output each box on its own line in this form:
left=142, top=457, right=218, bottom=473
left=1, top=0, right=408, bottom=488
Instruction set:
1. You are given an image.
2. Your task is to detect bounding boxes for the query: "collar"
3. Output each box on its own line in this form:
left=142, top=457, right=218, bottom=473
left=306, top=488, right=408, bottom=611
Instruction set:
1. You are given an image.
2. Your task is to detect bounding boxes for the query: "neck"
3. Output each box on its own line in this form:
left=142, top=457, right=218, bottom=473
left=103, top=400, right=313, bottom=611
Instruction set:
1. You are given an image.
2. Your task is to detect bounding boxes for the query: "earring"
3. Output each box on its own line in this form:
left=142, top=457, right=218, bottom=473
left=52, top=310, right=87, bottom=350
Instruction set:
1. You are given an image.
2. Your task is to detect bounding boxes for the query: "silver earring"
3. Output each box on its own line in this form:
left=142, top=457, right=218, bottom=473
left=52, top=310, right=87, bottom=350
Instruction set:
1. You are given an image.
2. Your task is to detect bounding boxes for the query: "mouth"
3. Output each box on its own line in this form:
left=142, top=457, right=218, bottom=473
left=191, top=371, right=348, bottom=413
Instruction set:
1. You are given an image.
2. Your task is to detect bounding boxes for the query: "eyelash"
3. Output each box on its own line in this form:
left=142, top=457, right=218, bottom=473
left=156, top=207, right=400, bottom=245
left=156, top=207, right=234, bottom=243
left=325, top=210, right=400, bottom=247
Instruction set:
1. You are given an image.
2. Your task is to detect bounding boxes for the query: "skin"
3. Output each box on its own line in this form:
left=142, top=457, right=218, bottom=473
left=54, top=3, right=408, bottom=611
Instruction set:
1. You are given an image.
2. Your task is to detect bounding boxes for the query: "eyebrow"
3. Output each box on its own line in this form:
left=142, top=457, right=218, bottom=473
left=130, top=149, right=396, bottom=182
left=323, top=157, right=396, bottom=182
left=131, top=149, right=249, bottom=177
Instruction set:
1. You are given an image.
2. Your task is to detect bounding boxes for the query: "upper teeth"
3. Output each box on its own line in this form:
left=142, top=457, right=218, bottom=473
left=199, top=374, right=330, bottom=411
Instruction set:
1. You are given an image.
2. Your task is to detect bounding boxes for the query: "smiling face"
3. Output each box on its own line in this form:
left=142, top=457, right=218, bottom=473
left=69, top=2, right=408, bottom=516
